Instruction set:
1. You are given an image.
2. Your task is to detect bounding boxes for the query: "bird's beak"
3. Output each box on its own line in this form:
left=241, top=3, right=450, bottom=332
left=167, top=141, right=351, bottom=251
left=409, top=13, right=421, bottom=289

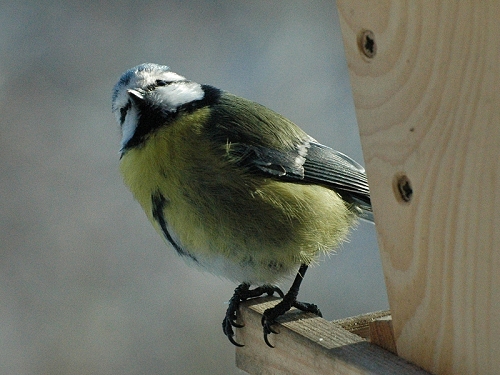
left=127, top=89, right=144, bottom=101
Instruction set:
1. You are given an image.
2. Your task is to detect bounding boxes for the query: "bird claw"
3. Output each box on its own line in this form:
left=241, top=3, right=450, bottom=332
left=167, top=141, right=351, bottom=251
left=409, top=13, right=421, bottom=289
left=223, top=283, right=284, bottom=347
left=222, top=311, right=245, bottom=347
left=260, top=297, right=323, bottom=348
left=262, top=315, right=280, bottom=348
left=224, top=323, right=245, bottom=347
left=264, top=332, right=275, bottom=348
left=224, top=264, right=321, bottom=347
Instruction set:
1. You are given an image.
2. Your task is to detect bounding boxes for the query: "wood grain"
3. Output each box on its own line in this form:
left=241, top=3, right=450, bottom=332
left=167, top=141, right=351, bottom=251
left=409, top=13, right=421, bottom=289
left=235, top=298, right=428, bottom=374
left=369, top=316, right=397, bottom=355
left=337, top=1, right=500, bottom=374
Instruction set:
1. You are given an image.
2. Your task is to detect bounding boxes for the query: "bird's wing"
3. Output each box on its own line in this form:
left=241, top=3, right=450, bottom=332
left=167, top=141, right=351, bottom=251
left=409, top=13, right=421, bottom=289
left=207, top=93, right=373, bottom=221
left=226, top=140, right=373, bottom=221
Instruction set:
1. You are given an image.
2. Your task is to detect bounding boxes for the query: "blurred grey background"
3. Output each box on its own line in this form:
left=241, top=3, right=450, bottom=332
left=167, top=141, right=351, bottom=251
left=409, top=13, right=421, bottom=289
left=0, top=1, right=388, bottom=374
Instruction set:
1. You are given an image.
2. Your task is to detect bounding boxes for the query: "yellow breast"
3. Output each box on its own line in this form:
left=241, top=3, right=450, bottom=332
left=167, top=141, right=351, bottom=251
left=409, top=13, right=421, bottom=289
left=119, top=107, right=354, bottom=283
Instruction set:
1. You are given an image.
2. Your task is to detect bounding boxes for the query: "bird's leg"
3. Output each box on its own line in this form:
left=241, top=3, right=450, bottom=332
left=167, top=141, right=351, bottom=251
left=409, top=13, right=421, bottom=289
left=223, top=283, right=284, bottom=347
left=261, top=264, right=322, bottom=347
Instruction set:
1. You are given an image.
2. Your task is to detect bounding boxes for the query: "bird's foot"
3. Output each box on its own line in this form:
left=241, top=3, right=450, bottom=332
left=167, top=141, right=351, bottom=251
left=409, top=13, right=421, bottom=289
left=261, top=293, right=322, bottom=348
left=223, top=283, right=284, bottom=347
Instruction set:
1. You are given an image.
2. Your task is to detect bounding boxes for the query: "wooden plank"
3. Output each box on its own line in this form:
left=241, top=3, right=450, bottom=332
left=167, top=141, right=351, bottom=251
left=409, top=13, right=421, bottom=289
left=369, top=316, right=397, bottom=355
left=336, top=1, right=500, bottom=374
left=335, top=312, right=397, bottom=354
left=235, top=297, right=429, bottom=374
left=333, top=310, right=391, bottom=340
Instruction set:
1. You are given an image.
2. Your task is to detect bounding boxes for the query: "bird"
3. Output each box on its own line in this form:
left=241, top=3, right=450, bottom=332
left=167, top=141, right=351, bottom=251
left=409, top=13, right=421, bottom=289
left=112, top=63, right=373, bottom=347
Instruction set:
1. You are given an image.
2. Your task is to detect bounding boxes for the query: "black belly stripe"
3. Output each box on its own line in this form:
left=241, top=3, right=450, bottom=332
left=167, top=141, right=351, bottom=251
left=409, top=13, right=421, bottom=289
left=151, top=191, right=198, bottom=262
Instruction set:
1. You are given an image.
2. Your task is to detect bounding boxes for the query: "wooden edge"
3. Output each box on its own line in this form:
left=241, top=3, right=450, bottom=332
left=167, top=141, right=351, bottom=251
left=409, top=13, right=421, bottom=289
left=369, top=315, right=397, bottom=355
left=235, top=297, right=429, bottom=375
left=333, top=310, right=397, bottom=354
left=333, top=310, right=391, bottom=339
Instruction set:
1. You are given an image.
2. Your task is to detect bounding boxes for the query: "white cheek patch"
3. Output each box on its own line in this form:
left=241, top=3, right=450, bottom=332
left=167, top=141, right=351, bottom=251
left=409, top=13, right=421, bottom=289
left=120, top=106, right=139, bottom=150
left=155, top=82, right=204, bottom=111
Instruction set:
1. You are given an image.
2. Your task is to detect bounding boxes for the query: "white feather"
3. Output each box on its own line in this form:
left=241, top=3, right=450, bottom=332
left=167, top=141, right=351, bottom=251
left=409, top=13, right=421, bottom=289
left=120, top=105, right=139, bottom=151
left=155, top=81, right=204, bottom=111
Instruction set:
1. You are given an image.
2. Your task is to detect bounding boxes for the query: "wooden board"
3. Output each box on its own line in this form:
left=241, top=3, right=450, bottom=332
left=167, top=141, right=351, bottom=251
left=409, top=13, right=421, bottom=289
left=336, top=1, right=500, bottom=374
left=235, top=298, right=429, bottom=374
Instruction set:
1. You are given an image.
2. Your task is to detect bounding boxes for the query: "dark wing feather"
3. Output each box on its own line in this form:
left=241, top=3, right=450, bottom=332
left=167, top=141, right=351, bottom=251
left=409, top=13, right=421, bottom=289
left=303, top=143, right=369, bottom=200
left=303, top=143, right=373, bottom=221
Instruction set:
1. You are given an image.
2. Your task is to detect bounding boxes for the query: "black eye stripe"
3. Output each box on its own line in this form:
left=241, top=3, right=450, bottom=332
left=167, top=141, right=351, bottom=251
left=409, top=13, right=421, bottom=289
left=120, top=100, right=132, bottom=125
left=144, top=80, right=173, bottom=92
left=154, top=79, right=189, bottom=87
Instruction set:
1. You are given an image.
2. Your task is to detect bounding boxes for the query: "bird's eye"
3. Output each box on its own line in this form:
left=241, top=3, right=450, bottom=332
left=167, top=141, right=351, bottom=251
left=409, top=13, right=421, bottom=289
left=156, top=80, right=168, bottom=86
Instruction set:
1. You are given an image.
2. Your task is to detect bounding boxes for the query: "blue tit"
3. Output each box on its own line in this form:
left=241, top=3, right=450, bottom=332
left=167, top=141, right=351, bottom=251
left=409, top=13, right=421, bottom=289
left=112, top=63, right=373, bottom=347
